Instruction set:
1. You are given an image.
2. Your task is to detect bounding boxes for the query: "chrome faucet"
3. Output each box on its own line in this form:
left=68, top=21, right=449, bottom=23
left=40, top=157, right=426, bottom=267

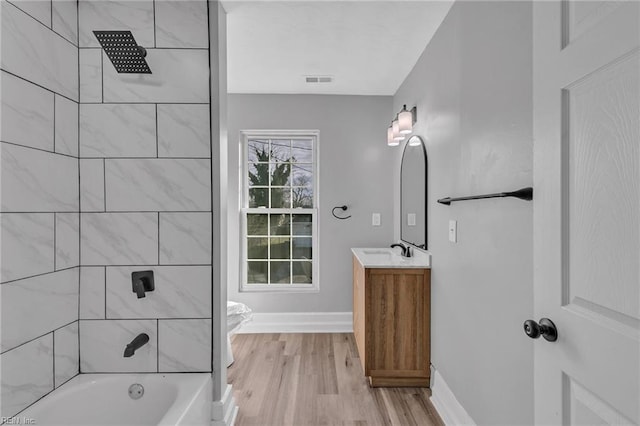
left=123, top=333, right=149, bottom=357
left=390, top=243, right=412, bottom=258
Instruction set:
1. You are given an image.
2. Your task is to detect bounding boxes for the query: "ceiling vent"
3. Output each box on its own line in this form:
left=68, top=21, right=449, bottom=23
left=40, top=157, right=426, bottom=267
left=305, top=76, right=333, bottom=83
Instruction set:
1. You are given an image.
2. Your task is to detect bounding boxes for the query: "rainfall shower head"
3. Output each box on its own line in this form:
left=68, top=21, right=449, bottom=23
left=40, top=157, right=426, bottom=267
left=93, top=30, right=152, bottom=74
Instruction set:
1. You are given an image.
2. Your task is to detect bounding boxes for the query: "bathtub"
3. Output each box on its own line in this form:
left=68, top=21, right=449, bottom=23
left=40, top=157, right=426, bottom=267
left=15, top=373, right=211, bottom=426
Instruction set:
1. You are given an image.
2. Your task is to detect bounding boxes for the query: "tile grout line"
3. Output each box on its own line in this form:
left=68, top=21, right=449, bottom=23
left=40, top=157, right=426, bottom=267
left=51, top=330, right=56, bottom=389
left=77, top=0, right=82, bottom=375
left=1, top=210, right=211, bottom=214
left=140, top=47, right=209, bottom=51
left=53, top=213, right=57, bottom=271
left=205, top=0, right=214, bottom=375
left=76, top=101, right=210, bottom=105
left=0, top=140, right=79, bottom=160
left=101, top=52, right=104, bottom=102
left=0, top=318, right=78, bottom=356
left=1, top=264, right=209, bottom=286
left=1, top=263, right=214, bottom=272
left=78, top=156, right=210, bottom=160
left=104, top=267, right=107, bottom=320
left=0, top=69, right=77, bottom=103
left=73, top=370, right=211, bottom=375
left=5, top=211, right=211, bottom=215
left=155, top=104, right=159, bottom=158
left=53, top=371, right=77, bottom=392
left=79, top=317, right=210, bottom=322
left=76, top=0, right=82, bottom=374
left=4, top=0, right=77, bottom=49
left=153, top=0, right=157, bottom=48
left=156, top=319, right=159, bottom=372
left=157, top=212, right=161, bottom=264
left=52, top=94, right=56, bottom=153
left=0, top=256, right=76, bottom=282
left=103, top=159, right=106, bottom=212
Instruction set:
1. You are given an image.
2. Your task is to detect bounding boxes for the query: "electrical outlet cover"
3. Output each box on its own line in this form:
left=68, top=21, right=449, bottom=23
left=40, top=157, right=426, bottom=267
left=449, top=220, right=457, bottom=243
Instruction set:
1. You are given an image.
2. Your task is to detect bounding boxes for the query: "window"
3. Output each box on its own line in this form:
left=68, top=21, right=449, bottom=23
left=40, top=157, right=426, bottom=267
left=240, top=131, right=319, bottom=292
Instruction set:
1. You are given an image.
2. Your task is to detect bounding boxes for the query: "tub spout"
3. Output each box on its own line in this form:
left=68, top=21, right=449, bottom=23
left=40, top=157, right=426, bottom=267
left=124, top=333, right=149, bottom=357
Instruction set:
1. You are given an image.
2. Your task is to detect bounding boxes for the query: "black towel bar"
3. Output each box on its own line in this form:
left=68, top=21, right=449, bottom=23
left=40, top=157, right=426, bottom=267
left=437, top=187, right=533, bottom=205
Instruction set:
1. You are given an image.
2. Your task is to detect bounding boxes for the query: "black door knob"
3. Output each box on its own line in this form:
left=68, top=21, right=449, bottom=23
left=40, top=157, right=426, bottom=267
left=523, top=318, right=558, bottom=342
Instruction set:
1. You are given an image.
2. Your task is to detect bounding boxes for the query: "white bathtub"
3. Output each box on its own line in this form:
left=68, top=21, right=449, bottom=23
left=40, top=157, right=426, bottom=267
left=16, top=373, right=211, bottom=426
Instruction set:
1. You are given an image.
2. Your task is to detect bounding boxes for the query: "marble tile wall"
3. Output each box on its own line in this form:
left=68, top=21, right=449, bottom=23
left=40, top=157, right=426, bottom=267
left=1, top=1, right=78, bottom=100
left=0, top=0, right=80, bottom=418
left=77, top=0, right=212, bottom=374
left=1, top=2, right=211, bottom=417
left=0, top=335, right=55, bottom=418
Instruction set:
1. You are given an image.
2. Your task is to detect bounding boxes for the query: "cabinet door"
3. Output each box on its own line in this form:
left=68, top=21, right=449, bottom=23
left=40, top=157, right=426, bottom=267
left=352, top=256, right=366, bottom=372
left=366, top=269, right=430, bottom=381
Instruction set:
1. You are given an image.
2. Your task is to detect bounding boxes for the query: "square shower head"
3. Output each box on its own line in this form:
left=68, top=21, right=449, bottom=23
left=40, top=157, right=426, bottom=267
left=93, top=30, right=152, bottom=74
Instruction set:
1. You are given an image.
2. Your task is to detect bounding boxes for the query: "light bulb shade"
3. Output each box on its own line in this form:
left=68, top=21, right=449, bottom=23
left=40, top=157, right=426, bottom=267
left=408, top=135, right=422, bottom=146
left=387, top=126, right=396, bottom=146
left=398, top=106, right=413, bottom=134
left=392, top=119, right=404, bottom=141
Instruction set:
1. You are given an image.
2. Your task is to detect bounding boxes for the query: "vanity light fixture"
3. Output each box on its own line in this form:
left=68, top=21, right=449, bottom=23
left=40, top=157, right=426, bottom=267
left=387, top=105, right=417, bottom=146
left=392, top=117, right=405, bottom=142
left=398, top=105, right=414, bottom=134
left=387, top=118, right=404, bottom=146
left=387, top=124, right=399, bottom=146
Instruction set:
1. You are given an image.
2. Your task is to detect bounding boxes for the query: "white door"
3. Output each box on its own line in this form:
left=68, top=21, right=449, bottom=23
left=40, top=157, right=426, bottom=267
left=533, top=1, right=639, bottom=425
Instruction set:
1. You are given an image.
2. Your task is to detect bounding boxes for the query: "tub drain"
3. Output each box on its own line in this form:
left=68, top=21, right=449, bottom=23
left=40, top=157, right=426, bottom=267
left=128, top=383, right=144, bottom=400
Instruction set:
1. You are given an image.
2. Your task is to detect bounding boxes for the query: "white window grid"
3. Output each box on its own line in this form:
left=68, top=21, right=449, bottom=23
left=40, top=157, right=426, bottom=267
left=240, top=131, right=319, bottom=292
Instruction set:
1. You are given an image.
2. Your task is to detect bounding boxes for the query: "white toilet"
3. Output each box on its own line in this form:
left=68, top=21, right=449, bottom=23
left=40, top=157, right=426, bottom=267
left=226, top=301, right=252, bottom=367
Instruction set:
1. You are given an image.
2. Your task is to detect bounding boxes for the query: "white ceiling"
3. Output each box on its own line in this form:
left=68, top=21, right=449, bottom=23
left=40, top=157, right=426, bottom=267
left=222, top=1, right=454, bottom=95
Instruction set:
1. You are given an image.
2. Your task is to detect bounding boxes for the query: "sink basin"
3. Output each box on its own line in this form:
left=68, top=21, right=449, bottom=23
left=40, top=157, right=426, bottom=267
left=360, top=249, right=401, bottom=263
left=351, top=247, right=431, bottom=269
left=362, top=249, right=394, bottom=255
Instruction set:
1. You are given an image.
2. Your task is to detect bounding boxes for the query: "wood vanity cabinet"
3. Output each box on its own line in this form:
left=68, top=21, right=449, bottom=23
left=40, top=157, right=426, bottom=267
left=352, top=256, right=431, bottom=387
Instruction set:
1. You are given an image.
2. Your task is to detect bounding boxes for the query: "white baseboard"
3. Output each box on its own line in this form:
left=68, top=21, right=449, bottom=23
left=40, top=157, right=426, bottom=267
left=236, top=312, right=352, bottom=333
left=430, top=369, right=476, bottom=426
left=211, top=384, right=238, bottom=426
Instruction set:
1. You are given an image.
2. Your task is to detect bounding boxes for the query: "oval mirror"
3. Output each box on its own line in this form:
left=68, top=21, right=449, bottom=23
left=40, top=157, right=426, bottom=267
left=400, top=135, right=427, bottom=249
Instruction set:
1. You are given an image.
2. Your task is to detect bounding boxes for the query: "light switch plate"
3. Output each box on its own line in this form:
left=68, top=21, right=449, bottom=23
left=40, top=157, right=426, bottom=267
left=372, top=213, right=381, bottom=226
left=407, top=213, right=416, bottom=226
left=449, top=220, right=457, bottom=243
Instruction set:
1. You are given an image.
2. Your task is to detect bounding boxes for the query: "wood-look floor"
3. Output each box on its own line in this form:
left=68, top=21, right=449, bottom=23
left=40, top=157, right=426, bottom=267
left=228, top=333, right=443, bottom=426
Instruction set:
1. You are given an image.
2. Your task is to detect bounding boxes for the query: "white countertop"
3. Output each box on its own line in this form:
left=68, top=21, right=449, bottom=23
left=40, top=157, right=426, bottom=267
left=351, top=247, right=431, bottom=269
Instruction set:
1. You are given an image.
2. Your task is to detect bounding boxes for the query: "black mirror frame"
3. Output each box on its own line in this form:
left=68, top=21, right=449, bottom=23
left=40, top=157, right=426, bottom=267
left=400, top=135, right=428, bottom=249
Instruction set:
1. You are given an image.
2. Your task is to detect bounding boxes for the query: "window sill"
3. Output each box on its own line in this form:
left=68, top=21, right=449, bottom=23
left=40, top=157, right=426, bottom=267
left=240, top=283, right=319, bottom=293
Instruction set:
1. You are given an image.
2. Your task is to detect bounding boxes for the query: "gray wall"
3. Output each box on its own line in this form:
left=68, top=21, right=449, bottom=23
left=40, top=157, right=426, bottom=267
left=227, top=94, right=393, bottom=313
left=392, top=2, right=534, bottom=424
